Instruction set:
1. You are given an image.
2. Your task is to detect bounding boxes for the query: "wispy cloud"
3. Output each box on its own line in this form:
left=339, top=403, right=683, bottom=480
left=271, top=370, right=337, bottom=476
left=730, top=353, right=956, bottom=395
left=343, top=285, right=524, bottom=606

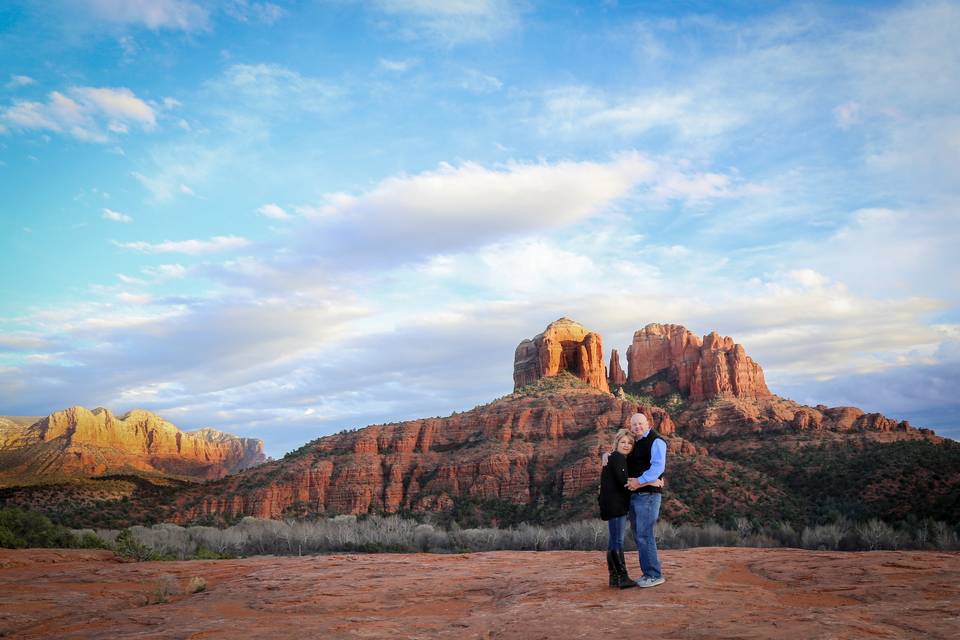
left=102, top=208, right=133, bottom=223
left=81, top=0, right=210, bottom=31
left=1, top=87, right=157, bottom=142
left=5, top=75, right=35, bottom=89
left=115, top=235, right=251, bottom=255
left=256, top=203, right=290, bottom=220
left=379, top=57, right=418, bottom=72
left=371, top=0, right=519, bottom=44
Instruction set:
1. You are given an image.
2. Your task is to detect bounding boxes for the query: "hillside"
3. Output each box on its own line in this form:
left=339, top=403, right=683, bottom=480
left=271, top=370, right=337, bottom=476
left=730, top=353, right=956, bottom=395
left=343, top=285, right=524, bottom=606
left=0, top=407, right=266, bottom=485
left=2, top=318, right=957, bottom=530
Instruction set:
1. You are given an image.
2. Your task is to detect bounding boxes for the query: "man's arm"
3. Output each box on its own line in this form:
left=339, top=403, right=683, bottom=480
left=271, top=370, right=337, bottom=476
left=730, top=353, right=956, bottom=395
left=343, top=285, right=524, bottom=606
left=631, top=439, right=666, bottom=484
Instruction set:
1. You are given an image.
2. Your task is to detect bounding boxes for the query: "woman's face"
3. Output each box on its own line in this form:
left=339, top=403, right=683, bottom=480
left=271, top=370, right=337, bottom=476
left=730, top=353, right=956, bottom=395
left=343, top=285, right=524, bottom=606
left=616, top=437, right=634, bottom=455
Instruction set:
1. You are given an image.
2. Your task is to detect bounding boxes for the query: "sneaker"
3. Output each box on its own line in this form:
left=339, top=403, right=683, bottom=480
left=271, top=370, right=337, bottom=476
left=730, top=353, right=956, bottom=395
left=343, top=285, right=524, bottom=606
left=637, top=576, right=665, bottom=588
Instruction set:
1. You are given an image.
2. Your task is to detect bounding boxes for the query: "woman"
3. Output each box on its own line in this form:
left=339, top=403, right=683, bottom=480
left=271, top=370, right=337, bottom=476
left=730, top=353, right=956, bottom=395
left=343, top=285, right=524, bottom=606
left=599, top=429, right=663, bottom=589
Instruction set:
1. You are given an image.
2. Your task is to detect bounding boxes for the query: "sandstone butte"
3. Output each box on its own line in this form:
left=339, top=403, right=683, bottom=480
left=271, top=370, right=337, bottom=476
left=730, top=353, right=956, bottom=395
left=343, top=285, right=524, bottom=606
left=513, top=317, right=610, bottom=393
left=2, top=547, right=958, bottom=639
left=0, top=406, right=266, bottom=482
left=624, top=323, right=771, bottom=401
left=167, top=318, right=943, bottom=526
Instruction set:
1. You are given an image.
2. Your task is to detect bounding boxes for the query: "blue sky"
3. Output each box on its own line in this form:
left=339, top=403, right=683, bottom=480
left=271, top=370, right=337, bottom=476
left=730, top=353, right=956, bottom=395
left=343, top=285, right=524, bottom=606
left=2, top=0, right=959, bottom=455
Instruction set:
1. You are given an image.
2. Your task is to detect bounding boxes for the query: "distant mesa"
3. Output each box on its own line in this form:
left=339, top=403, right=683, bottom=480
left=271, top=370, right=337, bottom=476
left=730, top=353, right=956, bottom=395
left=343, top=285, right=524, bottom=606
left=513, top=318, right=610, bottom=393
left=0, top=406, right=266, bottom=483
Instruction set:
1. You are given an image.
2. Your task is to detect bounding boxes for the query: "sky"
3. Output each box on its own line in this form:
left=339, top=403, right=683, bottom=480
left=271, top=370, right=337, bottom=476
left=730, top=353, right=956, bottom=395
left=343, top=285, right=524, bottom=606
left=1, top=0, right=959, bottom=456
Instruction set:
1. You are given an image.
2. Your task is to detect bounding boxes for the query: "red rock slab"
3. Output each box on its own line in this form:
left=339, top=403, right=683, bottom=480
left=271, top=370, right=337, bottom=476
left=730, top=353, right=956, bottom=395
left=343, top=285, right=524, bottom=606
left=0, top=547, right=958, bottom=639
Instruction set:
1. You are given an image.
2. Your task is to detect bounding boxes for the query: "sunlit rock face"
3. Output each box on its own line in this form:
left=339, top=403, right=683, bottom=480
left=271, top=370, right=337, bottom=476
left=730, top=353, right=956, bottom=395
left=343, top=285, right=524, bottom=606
left=513, top=318, right=610, bottom=393
left=0, top=406, right=266, bottom=481
left=625, top=323, right=770, bottom=401
left=608, top=349, right=627, bottom=386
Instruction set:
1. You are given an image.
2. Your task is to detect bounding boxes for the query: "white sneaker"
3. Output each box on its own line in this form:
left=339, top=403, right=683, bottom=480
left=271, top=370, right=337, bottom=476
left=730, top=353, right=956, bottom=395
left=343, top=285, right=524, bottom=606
left=637, top=576, right=665, bottom=588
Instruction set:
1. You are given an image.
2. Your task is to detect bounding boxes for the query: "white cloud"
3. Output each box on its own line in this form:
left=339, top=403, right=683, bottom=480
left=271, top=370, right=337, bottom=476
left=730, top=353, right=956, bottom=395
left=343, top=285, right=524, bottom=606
left=256, top=203, right=290, bottom=220
left=460, top=68, right=502, bottom=93
left=223, top=1, right=287, bottom=25
left=379, top=58, right=418, bottom=72
left=115, top=235, right=251, bottom=255
left=72, top=87, right=156, bottom=127
left=6, top=75, right=35, bottom=89
left=1, top=87, right=157, bottom=142
left=833, top=101, right=860, bottom=129
left=117, top=292, right=154, bottom=304
left=142, top=264, right=189, bottom=279
left=538, top=86, right=743, bottom=141
left=82, top=0, right=210, bottom=31
left=371, top=0, right=519, bottom=44
left=300, top=154, right=655, bottom=263
left=207, top=64, right=341, bottom=117
left=102, top=207, right=133, bottom=223
left=117, top=273, right=146, bottom=285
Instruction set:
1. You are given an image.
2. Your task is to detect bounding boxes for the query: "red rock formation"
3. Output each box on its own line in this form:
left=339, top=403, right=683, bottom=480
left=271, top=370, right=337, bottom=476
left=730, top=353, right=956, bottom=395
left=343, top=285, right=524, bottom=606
left=173, top=386, right=693, bottom=523
left=608, top=349, right=626, bottom=386
left=626, top=323, right=770, bottom=401
left=513, top=318, right=609, bottom=392
left=0, top=406, right=266, bottom=481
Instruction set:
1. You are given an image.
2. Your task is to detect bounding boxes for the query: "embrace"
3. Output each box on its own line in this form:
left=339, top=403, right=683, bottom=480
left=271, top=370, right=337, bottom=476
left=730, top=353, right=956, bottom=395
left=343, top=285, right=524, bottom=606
left=598, top=412, right=666, bottom=589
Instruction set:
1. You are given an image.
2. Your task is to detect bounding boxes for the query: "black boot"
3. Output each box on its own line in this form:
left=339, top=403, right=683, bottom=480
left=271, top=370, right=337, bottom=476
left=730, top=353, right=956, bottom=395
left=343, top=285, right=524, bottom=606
left=606, top=551, right=618, bottom=587
left=614, top=550, right=637, bottom=589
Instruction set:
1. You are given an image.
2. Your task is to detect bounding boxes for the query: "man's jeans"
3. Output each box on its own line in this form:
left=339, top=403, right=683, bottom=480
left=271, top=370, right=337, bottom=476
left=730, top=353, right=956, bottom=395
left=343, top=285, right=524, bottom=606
left=607, top=515, right=627, bottom=551
left=629, top=492, right=662, bottom=579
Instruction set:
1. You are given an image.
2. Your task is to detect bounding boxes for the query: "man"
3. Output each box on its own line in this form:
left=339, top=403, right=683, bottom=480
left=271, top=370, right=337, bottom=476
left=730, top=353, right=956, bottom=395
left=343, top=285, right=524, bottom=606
left=624, top=412, right=666, bottom=588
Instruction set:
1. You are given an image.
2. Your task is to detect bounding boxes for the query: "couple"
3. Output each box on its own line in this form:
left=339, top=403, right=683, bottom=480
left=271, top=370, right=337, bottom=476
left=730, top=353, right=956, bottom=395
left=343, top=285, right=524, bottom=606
left=599, top=412, right=666, bottom=590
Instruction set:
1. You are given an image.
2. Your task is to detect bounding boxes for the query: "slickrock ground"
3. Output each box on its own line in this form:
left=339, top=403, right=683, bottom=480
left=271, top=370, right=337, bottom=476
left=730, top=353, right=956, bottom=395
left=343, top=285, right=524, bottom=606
left=1, top=548, right=958, bottom=639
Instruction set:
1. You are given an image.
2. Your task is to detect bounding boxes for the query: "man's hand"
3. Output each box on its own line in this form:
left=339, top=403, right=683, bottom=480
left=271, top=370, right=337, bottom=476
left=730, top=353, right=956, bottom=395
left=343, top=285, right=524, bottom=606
left=601, top=452, right=610, bottom=467
left=625, top=478, right=642, bottom=491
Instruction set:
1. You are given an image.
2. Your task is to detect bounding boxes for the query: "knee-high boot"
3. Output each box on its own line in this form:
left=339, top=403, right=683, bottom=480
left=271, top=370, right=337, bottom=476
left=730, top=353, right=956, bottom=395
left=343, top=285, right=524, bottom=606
left=614, top=550, right=637, bottom=589
left=606, top=551, right=618, bottom=587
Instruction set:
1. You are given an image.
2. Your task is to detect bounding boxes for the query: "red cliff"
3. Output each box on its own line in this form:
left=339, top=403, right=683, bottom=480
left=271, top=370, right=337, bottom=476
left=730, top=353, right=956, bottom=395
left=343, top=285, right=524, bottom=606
left=173, top=383, right=698, bottom=523
left=626, top=323, right=770, bottom=401
left=0, top=406, right=266, bottom=481
left=513, top=318, right=609, bottom=392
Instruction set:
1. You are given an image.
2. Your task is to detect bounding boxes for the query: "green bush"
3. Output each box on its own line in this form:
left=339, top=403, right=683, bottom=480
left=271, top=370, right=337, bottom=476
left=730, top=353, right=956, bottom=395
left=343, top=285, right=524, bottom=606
left=114, top=528, right=160, bottom=561
left=0, top=507, right=80, bottom=548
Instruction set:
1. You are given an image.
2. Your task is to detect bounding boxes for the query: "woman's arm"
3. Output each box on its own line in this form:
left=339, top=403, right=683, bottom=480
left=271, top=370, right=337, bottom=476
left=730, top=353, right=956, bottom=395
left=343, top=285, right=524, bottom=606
left=632, top=477, right=664, bottom=488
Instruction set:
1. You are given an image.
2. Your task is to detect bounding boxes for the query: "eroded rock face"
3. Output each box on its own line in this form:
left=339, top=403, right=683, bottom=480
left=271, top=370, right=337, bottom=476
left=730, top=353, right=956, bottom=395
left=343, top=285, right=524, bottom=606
left=626, top=323, right=770, bottom=401
left=0, top=406, right=266, bottom=481
left=608, top=349, right=627, bottom=386
left=513, top=318, right=609, bottom=392
left=174, top=388, right=691, bottom=523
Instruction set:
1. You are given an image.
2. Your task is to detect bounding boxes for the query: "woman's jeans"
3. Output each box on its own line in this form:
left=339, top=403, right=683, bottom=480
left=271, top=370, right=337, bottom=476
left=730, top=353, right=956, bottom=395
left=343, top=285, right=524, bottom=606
left=629, top=492, right=663, bottom=578
left=607, top=515, right=627, bottom=551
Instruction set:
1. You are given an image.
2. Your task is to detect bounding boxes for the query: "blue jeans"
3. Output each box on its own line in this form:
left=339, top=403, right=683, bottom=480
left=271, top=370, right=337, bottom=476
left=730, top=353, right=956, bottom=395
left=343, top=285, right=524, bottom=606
left=629, top=492, right=662, bottom=578
left=607, top=515, right=627, bottom=551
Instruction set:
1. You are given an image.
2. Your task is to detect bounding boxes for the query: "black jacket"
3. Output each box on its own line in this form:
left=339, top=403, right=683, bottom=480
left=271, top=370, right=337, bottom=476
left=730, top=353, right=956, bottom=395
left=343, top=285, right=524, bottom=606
left=598, top=451, right=631, bottom=520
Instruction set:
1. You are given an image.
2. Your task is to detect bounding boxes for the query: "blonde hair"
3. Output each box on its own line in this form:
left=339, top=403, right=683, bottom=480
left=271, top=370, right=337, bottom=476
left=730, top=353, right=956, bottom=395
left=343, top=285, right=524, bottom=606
left=613, top=428, right=635, bottom=450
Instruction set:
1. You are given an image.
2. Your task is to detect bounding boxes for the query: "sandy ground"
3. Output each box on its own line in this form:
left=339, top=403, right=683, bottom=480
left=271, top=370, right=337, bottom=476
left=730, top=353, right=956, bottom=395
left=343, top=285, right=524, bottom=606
left=0, top=547, right=958, bottom=639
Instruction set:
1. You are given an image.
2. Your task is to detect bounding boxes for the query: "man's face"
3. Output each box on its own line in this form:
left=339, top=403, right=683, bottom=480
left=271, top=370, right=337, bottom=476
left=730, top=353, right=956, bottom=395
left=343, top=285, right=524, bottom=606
left=630, top=415, right=649, bottom=437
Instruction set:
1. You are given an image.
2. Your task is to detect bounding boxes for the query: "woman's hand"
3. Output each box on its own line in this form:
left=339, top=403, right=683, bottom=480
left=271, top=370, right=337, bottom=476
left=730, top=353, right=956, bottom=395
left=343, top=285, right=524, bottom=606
left=653, top=478, right=664, bottom=488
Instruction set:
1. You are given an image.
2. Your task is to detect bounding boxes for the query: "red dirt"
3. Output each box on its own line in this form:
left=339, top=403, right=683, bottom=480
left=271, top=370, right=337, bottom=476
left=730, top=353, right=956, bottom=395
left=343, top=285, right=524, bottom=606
left=0, top=548, right=958, bottom=639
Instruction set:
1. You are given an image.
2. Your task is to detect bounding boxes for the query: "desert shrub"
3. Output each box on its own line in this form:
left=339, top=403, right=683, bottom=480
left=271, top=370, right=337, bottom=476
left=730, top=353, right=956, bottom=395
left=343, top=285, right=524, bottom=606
left=0, top=507, right=84, bottom=549
left=800, top=523, right=847, bottom=550
left=932, top=521, right=960, bottom=550
left=88, top=514, right=959, bottom=556
left=763, top=521, right=800, bottom=548
left=114, top=528, right=160, bottom=561
left=856, top=519, right=904, bottom=551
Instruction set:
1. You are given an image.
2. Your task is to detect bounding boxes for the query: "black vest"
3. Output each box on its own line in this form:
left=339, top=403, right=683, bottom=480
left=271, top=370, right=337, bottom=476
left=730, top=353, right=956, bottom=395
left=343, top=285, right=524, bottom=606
left=626, top=429, right=664, bottom=494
